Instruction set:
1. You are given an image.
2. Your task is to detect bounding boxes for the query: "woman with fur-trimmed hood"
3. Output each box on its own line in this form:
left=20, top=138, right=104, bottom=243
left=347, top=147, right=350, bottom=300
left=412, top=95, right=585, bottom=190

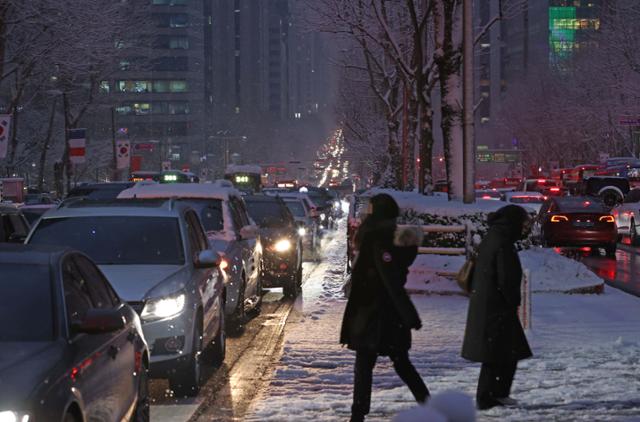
left=340, top=194, right=429, bottom=422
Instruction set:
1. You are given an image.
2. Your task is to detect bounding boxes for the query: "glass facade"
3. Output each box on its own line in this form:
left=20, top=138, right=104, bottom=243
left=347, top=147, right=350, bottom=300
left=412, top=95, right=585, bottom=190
left=115, top=101, right=191, bottom=115
left=549, top=1, right=601, bottom=64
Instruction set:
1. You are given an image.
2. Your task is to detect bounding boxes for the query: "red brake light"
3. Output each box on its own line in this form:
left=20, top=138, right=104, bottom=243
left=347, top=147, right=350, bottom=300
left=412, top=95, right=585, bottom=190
left=537, top=179, right=546, bottom=183
left=550, top=215, right=569, bottom=223
left=550, top=187, right=560, bottom=192
left=599, top=215, right=615, bottom=223
left=482, top=195, right=492, bottom=199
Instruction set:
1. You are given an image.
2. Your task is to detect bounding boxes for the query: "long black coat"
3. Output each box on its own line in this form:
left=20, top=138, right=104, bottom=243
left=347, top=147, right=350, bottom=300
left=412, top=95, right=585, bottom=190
left=340, top=219, right=422, bottom=355
left=461, top=208, right=533, bottom=364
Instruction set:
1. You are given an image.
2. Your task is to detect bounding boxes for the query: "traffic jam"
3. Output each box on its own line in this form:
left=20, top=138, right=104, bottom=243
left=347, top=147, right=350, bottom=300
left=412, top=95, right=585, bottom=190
left=0, top=168, right=347, bottom=422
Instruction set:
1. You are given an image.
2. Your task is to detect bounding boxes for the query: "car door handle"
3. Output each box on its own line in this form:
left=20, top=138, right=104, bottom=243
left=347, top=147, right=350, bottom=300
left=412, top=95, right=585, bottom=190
left=108, top=345, right=120, bottom=360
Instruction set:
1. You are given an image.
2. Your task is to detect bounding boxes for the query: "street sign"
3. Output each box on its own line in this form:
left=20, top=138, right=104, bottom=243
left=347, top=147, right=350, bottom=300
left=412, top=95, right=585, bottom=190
left=134, top=142, right=155, bottom=152
left=598, top=152, right=610, bottom=164
left=68, top=128, right=86, bottom=164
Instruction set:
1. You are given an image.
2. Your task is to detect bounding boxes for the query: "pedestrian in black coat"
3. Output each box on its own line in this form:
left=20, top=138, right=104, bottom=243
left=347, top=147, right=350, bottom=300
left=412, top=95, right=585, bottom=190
left=340, top=194, right=429, bottom=422
left=461, top=205, right=533, bottom=410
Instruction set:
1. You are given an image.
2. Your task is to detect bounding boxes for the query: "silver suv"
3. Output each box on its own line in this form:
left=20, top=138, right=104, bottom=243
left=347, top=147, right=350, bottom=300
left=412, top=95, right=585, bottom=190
left=118, top=182, right=263, bottom=327
left=26, top=198, right=225, bottom=397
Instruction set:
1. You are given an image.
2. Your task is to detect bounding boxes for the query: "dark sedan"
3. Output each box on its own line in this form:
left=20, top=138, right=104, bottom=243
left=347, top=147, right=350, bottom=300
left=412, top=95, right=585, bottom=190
left=534, top=196, right=618, bottom=256
left=0, top=244, right=149, bottom=422
left=244, top=195, right=303, bottom=297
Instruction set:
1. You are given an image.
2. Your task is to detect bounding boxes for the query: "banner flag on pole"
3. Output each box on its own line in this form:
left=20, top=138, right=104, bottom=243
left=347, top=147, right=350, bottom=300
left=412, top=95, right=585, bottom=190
left=0, top=115, right=12, bottom=159
left=68, top=128, right=86, bottom=164
left=116, top=139, right=131, bottom=169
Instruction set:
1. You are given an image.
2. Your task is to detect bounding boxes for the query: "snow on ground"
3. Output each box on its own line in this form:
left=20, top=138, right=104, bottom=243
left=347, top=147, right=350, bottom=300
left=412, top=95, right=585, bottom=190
left=406, top=248, right=604, bottom=294
left=247, top=221, right=640, bottom=421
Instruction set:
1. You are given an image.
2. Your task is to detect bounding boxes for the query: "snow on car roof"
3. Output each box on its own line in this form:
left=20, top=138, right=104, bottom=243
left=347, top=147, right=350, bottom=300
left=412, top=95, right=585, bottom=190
left=505, top=191, right=544, bottom=197
left=118, top=182, right=242, bottom=201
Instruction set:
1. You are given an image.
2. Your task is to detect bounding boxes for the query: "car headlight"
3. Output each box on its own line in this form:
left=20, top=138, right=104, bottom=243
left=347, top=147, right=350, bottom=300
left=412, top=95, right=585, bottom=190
left=273, top=239, right=292, bottom=252
left=297, top=227, right=307, bottom=236
left=0, top=412, right=30, bottom=422
left=333, top=201, right=341, bottom=209
left=320, top=213, right=326, bottom=221
left=141, top=293, right=186, bottom=321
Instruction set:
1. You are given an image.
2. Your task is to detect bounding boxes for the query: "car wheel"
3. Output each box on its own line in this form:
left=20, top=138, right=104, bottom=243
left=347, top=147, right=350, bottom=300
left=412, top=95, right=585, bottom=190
left=605, top=243, right=617, bottom=257
left=209, top=303, right=226, bottom=367
left=133, top=363, right=150, bottom=422
left=283, top=267, right=302, bottom=298
left=631, top=220, right=640, bottom=246
left=63, top=412, right=80, bottom=422
left=229, top=277, right=246, bottom=331
left=169, top=318, right=203, bottom=397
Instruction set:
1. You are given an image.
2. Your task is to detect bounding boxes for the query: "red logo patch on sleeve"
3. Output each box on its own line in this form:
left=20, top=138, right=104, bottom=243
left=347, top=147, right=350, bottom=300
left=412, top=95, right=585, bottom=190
left=382, top=252, right=392, bottom=262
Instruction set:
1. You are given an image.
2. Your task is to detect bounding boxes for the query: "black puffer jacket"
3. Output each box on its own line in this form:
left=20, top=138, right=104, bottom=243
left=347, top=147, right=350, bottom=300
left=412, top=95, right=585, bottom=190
left=340, top=218, right=423, bottom=355
left=461, top=205, right=533, bottom=363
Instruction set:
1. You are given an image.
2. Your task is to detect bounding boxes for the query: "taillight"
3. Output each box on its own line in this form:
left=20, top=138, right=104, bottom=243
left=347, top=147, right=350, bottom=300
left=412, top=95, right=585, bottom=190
left=599, top=215, right=615, bottom=223
left=550, top=215, right=569, bottom=223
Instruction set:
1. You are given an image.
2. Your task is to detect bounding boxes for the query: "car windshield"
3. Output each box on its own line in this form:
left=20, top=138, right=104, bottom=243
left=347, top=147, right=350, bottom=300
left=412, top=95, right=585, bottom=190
left=284, top=201, right=306, bottom=217
left=509, top=196, right=544, bottom=204
left=0, top=263, right=53, bottom=341
left=30, top=216, right=185, bottom=265
left=245, top=200, right=290, bottom=227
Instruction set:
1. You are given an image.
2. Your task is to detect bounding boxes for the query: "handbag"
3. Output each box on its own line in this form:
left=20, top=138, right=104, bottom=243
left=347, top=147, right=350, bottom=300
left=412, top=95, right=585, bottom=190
left=456, top=254, right=476, bottom=294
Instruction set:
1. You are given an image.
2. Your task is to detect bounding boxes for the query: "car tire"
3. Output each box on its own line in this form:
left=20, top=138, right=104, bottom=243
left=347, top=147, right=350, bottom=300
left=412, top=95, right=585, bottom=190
left=631, top=220, right=640, bottom=246
left=209, top=303, right=226, bottom=367
left=283, top=266, right=302, bottom=298
left=605, top=243, right=617, bottom=257
left=230, top=277, right=246, bottom=329
left=133, top=364, right=150, bottom=422
left=169, top=319, right=202, bottom=397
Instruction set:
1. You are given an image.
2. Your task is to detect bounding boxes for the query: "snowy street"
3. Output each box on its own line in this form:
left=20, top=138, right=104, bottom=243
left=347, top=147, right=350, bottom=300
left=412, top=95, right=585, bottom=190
left=246, top=221, right=640, bottom=421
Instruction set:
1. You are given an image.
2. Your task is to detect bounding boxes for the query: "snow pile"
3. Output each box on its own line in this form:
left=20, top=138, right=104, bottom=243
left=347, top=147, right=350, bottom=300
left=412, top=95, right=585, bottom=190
left=364, top=188, right=505, bottom=217
left=405, top=248, right=604, bottom=295
left=393, top=391, right=476, bottom=422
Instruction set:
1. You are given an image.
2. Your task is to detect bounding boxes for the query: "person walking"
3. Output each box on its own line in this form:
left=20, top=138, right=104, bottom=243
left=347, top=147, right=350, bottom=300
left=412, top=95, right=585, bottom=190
left=461, top=205, right=533, bottom=410
left=340, top=193, right=429, bottom=422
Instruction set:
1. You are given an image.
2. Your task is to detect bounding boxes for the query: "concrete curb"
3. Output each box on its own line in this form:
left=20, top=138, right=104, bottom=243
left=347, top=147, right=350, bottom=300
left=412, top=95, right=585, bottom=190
left=407, top=282, right=605, bottom=297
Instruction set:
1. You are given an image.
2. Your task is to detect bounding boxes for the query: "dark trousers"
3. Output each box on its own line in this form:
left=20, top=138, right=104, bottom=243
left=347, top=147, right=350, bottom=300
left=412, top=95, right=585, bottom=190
left=477, top=361, right=518, bottom=404
left=352, top=350, right=429, bottom=417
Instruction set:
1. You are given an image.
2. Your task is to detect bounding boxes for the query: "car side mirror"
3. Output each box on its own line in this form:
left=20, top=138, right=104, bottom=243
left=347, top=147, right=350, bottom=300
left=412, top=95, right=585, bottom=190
left=72, top=308, right=125, bottom=335
left=195, top=249, right=220, bottom=268
left=240, top=224, right=259, bottom=240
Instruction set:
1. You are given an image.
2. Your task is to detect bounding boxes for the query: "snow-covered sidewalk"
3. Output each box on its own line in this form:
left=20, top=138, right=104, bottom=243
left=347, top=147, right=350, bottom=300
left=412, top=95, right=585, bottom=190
left=247, top=224, right=640, bottom=421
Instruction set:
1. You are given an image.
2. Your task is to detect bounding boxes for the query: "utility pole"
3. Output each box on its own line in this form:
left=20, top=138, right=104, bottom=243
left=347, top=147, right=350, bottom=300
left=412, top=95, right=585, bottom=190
left=462, top=0, right=475, bottom=203
left=61, top=92, right=71, bottom=194
left=402, top=83, right=409, bottom=190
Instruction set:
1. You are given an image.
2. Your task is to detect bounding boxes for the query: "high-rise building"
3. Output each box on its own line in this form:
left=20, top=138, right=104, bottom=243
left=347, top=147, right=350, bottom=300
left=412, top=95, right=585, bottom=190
left=475, top=0, right=604, bottom=125
left=100, top=0, right=214, bottom=171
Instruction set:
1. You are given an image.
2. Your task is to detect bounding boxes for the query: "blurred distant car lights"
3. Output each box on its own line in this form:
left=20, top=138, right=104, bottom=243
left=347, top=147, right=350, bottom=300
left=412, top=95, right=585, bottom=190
left=550, top=215, right=569, bottom=223
left=297, top=227, right=307, bottom=237
left=0, top=412, right=29, bottom=422
left=320, top=213, right=326, bottom=221
left=599, top=215, right=615, bottom=223
left=141, top=293, right=185, bottom=321
left=219, top=257, right=230, bottom=271
left=270, top=239, right=292, bottom=253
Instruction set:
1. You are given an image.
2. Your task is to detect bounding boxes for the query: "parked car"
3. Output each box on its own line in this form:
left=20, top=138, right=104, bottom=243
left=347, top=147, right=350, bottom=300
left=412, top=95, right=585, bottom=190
left=501, top=191, right=546, bottom=214
left=281, top=196, right=320, bottom=260
left=533, top=196, right=618, bottom=256
left=580, top=176, right=630, bottom=207
left=244, top=195, right=303, bottom=297
left=613, top=188, right=640, bottom=245
left=0, top=205, right=30, bottom=243
left=66, top=182, right=135, bottom=200
left=26, top=199, right=226, bottom=396
left=20, top=194, right=58, bottom=224
left=118, top=183, right=263, bottom=325
left=0, top=244, right=149, bottom=421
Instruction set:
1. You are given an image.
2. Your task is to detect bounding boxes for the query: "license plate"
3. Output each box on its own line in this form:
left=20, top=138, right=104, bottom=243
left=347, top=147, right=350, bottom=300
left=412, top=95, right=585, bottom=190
left=573, top=221, right=594, bottom=228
